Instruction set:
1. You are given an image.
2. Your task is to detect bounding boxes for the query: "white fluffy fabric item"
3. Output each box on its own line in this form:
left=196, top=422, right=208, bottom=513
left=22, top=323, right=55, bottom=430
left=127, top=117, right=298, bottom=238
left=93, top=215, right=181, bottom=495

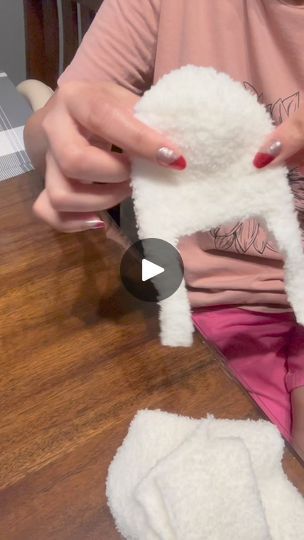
left=106, top=410, right=304, bottom=540
left=131, top=66, right=304, bottom=347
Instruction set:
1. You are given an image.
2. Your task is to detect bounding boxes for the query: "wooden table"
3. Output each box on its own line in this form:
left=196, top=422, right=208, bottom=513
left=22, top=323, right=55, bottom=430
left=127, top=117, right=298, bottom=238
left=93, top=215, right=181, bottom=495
left=1, top=171, right=304, bottom=540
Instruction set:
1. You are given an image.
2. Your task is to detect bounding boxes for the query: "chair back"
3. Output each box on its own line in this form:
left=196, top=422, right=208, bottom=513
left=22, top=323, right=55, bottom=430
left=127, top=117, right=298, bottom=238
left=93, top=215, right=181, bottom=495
left=24, top=0, right=103, bottom=88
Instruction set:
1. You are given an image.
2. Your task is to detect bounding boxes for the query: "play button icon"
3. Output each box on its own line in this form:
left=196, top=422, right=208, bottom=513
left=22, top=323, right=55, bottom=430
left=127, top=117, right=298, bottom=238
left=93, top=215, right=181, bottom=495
left=120, top=238, right=184, bottom=302
left=142, top=259, right=164, bottom=282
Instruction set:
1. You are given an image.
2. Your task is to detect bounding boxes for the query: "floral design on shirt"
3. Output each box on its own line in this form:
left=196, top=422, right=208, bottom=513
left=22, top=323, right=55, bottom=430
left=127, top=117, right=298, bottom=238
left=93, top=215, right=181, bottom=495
left=209, top=82, right=303, bottom=255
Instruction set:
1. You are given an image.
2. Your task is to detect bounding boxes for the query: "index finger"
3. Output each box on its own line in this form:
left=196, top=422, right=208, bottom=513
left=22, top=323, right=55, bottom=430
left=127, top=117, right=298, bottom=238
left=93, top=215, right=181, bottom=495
left=65, top=85, right=187, bottom=170
left=253, top=106, right=304, bottom=169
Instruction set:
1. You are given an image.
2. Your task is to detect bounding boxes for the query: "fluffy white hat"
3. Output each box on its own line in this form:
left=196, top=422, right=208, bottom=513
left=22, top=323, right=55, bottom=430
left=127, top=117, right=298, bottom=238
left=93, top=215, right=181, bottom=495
left=131, top=66, right=304, bottom=347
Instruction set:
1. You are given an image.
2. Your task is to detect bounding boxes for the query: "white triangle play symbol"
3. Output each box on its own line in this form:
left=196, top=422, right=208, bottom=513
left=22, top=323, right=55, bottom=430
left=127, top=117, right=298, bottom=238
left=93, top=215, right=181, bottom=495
left=142, top=258, right=165, bottom=282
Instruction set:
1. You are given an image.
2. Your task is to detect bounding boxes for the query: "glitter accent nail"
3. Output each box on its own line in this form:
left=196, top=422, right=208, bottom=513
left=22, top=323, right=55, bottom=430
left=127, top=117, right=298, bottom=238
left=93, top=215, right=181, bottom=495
left=86, top=219, right=105, bottom=229
left=157, top=147, right=187, bottom=170
left=269, top=141, right=283, bottom=156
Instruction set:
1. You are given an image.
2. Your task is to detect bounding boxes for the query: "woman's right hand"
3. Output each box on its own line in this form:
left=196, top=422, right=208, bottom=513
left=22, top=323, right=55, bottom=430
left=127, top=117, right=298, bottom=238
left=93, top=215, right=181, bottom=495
left=31, top=81, right=186, bottom=233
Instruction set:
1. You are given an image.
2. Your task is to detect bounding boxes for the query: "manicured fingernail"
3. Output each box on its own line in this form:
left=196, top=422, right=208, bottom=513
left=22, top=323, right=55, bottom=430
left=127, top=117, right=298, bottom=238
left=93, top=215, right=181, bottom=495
left=157, top=147, right=187, bottom=170
left=86, top=219, right=105, bottom=229
left=253, top=141, right=283, bottom=169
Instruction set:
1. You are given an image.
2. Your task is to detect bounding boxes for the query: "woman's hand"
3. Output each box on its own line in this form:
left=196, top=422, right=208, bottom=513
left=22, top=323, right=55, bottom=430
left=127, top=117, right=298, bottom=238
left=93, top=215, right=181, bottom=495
left=29, top=81, right=186, bottom=232
left=253, top=105, right=304, bottom=171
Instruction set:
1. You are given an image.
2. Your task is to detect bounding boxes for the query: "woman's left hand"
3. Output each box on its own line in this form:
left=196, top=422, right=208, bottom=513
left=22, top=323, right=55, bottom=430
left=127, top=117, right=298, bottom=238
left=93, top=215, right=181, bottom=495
left=253, top=105, right=304, bottom=171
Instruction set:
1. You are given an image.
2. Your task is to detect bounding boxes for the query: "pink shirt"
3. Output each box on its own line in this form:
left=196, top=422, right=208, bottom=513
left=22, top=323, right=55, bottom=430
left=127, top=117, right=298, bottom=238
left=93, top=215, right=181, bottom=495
left=58, top=0, right=304, bottom=310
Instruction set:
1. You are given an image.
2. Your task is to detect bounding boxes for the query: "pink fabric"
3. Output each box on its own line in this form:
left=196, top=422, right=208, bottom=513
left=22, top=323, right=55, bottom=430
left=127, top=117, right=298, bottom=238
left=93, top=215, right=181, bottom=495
left=58, top=0, right=304, bottom=312
left=193, top=307, right=304, bottom=441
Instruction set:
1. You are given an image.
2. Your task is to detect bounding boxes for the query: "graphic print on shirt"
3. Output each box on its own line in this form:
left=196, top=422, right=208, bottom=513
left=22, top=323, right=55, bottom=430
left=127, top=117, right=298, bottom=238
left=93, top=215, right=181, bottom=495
left=209, top=83, right=304, bottom=255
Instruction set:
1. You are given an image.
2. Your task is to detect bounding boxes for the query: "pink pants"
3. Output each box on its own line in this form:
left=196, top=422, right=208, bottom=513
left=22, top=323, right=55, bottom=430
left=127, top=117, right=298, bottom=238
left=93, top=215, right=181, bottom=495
left=193, top=307, right=304, bottom=441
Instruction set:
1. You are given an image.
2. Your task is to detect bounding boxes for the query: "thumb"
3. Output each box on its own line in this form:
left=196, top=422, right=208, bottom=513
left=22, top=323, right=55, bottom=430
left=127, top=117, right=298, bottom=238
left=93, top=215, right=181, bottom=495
left=253, top=106, right=304, bottom=169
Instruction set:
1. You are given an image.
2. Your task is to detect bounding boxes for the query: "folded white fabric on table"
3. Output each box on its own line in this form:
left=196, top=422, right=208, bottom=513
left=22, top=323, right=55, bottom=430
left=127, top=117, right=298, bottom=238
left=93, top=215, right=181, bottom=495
left=106, top=410, right=304, bottom=540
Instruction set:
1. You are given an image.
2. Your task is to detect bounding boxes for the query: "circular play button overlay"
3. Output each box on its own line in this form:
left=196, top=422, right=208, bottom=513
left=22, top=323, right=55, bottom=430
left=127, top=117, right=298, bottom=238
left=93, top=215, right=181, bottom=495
left=120, top=238, right=184, bottom=302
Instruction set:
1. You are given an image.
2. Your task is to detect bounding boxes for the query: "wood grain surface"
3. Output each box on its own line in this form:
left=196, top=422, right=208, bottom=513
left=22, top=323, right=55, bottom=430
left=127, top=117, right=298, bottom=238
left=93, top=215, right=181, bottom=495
left=1, top=171, right=304, bottom=540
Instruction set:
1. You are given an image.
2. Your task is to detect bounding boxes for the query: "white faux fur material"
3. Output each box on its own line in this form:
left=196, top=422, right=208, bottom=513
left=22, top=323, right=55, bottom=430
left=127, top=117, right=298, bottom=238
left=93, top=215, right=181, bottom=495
left=131, top=66, right=304, bottom=347
left=106, top=410, right=304, bottom=540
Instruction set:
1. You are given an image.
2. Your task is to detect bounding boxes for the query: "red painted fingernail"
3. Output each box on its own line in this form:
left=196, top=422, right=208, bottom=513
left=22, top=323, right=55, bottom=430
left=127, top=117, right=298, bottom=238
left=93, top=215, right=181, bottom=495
left=253, top=141, right=283, bottom=169
left=157, top=147, right=187, bottom=170
left=170, top=155, right=187, bottom=170
left=253, top=152, right=276, bottom=169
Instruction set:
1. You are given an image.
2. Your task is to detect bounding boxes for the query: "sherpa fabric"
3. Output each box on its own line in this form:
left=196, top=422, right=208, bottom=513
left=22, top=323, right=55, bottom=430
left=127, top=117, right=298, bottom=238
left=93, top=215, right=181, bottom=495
left=106, top=410, right=304, bottom=540
left=131, top=66, right=304, bottom=347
